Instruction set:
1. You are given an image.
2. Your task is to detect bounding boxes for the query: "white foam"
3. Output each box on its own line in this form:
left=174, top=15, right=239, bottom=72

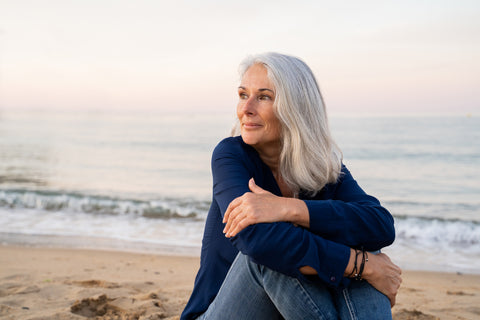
left=0, top=207, right=204, bottom=249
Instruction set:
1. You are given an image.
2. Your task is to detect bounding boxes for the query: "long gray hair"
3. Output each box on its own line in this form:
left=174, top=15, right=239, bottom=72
left=233, top=52, right=342, bottom=196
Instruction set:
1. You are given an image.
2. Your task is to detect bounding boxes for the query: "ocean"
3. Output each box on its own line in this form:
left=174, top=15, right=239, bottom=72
left=0, top=109, right=479, bottom=274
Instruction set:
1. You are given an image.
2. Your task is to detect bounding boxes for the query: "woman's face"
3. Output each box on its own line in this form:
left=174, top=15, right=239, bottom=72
left=237, top=64, right=282, bottom=154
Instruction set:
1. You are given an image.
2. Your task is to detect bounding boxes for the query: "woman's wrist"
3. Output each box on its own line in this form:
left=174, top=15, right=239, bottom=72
left=284, top=198, right=309, bottom=228
left=343, top=248, right=370, bottom=280
left=360, top=251, right=375, bottom=280
left=343, top=248, right=356, bottom=277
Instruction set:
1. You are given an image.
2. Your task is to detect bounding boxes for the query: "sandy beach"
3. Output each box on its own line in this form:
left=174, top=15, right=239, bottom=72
left=1, top=245, right=479, bottom=320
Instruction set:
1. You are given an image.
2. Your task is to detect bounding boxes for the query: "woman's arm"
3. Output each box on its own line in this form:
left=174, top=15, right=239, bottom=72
left=223, top=166, right=395, bottom=251
left=303, top=164, right=395, bottom=250
left=223, top=178, right=310, bottom=237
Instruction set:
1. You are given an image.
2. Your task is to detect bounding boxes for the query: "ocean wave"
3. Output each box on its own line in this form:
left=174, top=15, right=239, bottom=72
left=393, top=215, right=480, bottom=251
left=0, top=189, right=209, bottom=220
left=1, top=189, right=479, bottom=252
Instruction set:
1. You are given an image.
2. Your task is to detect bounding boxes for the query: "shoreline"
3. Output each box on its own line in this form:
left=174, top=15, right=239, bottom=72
left=3, top=232, right=479, bottom=276
left=0, top=232, right=201, bottom=258
left=1, top=245, right=480, bottom=319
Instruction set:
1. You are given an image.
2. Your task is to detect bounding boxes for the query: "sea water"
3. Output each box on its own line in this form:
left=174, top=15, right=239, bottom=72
left=0, top=109, right=479, bottom=274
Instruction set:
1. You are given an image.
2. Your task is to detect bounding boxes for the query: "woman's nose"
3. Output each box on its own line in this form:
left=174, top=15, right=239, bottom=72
left=240, top=97, right=256, bottom=115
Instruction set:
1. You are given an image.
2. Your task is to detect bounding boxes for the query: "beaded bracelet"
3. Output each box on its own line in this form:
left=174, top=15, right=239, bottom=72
left=354, top=249, right=369, bottom=280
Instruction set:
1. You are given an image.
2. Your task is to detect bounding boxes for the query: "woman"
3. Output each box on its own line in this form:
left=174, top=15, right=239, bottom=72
left=181, top=53, right=402, bottom=320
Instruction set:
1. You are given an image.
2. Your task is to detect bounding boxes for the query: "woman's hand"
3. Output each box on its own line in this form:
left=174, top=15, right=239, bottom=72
left=223, top=178, right=308, bottom=237
left=361, top=252, right=402, bottom=307
left=305, top=250, right=402, bottom=307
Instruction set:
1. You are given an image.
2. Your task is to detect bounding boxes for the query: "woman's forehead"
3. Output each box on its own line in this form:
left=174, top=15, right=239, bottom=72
left=240, top=64, right=274, bottom=90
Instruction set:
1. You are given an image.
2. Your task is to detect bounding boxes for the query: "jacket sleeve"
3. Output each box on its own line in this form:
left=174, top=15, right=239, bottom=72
left=305, top=165, right=395, bottom=251
left=212, top=140, right=350, bottom=286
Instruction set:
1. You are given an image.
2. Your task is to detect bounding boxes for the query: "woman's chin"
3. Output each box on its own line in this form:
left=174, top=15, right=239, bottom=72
left=241, top=135, right=258, bottom=146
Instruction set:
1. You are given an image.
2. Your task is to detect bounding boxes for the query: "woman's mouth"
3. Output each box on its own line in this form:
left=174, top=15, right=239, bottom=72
left=242, top=122, right=262, bottom=129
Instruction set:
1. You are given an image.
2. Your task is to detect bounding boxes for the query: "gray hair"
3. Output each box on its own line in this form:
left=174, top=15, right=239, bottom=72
left=233, top=52, right=342, bottom=196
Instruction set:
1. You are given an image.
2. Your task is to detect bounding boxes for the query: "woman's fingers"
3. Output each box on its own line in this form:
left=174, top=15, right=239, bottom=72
left=223, top=193, right=261, bottom=237
left=389, top=296, right=396, bottom=308
left=361, top=253, right=402, bottom=308
left=223, top=181, right=281, bottom=237
left=387, top=272, right=402, bottom=307
left=249, top=178, right=268, bottom=194
left=224, top=197, right=259, bottom=237
left=223, top=206, right=245, bottom=236
left=223, top=178, right=263, bottom=224
left=385, top=274, right=400, bottom=307
left=223, top=196, right=242, bottom=223
left=225, top=212, right=251, bottom=238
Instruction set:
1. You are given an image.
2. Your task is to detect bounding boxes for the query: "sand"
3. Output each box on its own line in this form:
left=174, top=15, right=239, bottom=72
left=1, top=245, right=479, bottom=320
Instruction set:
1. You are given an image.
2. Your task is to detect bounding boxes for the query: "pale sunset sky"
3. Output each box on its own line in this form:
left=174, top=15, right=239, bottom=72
left=0, top=0, right=478, bottom=115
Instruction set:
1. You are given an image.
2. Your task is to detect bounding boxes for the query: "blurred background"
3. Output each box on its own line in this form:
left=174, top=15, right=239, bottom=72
left=0, top=0, right=479, bottom=273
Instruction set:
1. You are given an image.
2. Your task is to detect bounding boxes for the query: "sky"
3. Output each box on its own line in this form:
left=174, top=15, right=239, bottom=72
left=0, top=0, right=479, bottom=115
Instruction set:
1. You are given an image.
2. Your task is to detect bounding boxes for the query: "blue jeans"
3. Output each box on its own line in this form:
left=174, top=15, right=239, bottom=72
left=197, top=253, right=391, bottom=320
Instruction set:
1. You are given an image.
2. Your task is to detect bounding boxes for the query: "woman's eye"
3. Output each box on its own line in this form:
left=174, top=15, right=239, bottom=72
left=239, top=93, right=248, bottom=99
left=259, top=95, right=271, bottom=101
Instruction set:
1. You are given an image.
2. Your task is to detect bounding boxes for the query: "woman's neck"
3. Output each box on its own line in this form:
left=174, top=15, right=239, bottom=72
left=256, top=146, right=295, bottom=198
left=256, top=144, right=281, bottom=176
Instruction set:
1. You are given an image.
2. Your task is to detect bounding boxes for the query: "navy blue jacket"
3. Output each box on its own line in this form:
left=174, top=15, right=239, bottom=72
left=181, top=136, right=395, bottom=320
